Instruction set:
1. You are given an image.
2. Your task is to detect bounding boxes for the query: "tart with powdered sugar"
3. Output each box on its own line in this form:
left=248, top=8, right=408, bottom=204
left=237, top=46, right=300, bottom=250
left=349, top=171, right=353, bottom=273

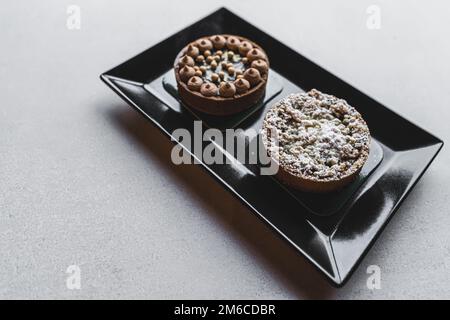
left=262, top=89, right=370, bottom=193
left=174, top=34, right=269, bottom=115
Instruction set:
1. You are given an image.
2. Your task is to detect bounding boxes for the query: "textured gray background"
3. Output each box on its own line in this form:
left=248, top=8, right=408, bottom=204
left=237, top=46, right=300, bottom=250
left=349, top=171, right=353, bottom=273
left=1, top=0, right=449, bottom=299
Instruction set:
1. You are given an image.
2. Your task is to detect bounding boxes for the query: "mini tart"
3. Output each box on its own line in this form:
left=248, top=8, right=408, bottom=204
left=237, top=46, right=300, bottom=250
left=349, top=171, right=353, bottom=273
left=262, top=89, right=371, bottom=193
left=174, top=34, right=269, bottom=116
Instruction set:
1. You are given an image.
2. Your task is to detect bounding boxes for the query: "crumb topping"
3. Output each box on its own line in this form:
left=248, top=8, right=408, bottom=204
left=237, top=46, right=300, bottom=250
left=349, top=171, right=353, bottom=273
left=262, top=89, right=370, bottom=181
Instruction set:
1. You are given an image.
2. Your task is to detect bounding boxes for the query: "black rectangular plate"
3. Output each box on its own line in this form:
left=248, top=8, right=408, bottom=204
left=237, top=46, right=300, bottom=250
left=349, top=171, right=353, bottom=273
left=100, top=7, right=443, bottom=286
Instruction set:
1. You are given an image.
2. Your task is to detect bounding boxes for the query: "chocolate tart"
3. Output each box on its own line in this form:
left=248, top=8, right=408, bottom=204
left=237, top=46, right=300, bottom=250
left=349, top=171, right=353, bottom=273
left=262, top=89, right=371, bottom=193
left=174, top=34, right=269, bottom=116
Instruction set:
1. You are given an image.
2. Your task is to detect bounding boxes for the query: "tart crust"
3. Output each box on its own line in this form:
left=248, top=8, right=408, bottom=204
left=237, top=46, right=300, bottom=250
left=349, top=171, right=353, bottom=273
left=262, top=89, right=371, bottom=193
left=174, top=35, right=269, bottom=116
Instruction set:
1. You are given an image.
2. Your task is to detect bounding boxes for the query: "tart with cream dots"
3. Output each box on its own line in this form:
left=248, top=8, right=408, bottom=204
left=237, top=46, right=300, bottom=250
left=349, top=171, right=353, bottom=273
left=174, top=35, right=270, bottom=116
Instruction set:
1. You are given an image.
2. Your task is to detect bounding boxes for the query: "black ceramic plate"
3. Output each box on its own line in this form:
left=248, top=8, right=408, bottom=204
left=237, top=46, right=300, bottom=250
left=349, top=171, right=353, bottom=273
left=100, top=7, right=443, bottom=286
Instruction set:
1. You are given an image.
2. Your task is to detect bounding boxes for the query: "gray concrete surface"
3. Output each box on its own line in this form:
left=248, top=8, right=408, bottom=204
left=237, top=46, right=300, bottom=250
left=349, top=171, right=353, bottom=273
left=1, top=0, right=449, bottom=299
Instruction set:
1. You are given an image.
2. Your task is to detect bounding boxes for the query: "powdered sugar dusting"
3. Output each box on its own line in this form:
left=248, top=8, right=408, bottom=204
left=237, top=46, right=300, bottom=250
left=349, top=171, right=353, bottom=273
left=262, top=89, right=370, bottom=181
